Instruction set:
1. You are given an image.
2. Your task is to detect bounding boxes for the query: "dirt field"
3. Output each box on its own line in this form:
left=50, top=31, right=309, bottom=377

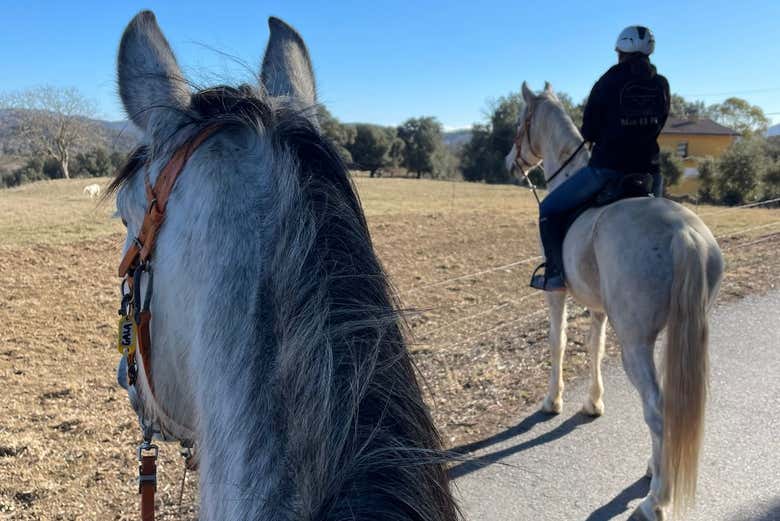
left=1, top=177, right=778, bottom=519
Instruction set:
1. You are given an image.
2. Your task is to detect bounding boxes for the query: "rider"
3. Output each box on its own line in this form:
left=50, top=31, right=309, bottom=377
left=530, top=25, right=670, bottom=291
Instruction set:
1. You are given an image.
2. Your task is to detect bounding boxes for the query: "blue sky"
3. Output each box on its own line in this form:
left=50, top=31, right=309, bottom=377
left=2, top=1, right=779, bottom=128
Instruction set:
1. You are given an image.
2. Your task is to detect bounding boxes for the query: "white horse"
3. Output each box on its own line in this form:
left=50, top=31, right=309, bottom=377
left=506, top=82, right=724, bottom=520
left=83, top=183, right=101, bottom=198
left=111, top=11, right=458, bottom=521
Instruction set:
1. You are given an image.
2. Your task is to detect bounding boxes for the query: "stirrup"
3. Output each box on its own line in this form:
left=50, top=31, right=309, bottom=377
left=529, top=263, right=566, bottom=292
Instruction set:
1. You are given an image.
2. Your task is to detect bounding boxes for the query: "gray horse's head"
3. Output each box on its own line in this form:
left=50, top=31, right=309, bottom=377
left=109, top=11, right=458, bottom=521
left=110, top=11, right=321, bottom=443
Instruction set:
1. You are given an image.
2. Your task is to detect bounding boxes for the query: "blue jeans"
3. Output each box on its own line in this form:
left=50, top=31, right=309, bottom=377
left=538, top=166, right=621, bottom=277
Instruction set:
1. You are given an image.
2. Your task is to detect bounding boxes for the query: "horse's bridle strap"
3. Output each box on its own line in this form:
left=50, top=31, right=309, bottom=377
left=513, top=110, right=541, bottom=170
left=118, top=125, right=221, bottom=278
left=139, top=453, right=157, bottom=521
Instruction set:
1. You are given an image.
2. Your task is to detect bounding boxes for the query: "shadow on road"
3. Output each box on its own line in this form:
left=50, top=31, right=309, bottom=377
left=448, top=410, right=596, bottom=479
left=728, top=497, right=780, bottom=521
left=584, top=477, right=650, bottom=521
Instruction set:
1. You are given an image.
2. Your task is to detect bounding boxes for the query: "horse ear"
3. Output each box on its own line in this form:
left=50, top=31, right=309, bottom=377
left=117, top=11, right=189, bottom=132
left=260, top=17, right=317, bottom=107
left=522, top=81, right=534, bottom=104
left=544, top=81, right=553, bottom=94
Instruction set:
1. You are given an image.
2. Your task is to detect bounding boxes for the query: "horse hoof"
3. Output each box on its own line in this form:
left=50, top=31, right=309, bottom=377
left=629, top=500, right=665, bottom=521
left=582, top=399, right=604, bottom=417
left=541, top=396, right=562, bottom=415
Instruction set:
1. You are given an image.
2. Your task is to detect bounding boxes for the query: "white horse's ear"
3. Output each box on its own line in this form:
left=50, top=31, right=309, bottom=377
left=544, top=81, right=553, bottom=94
left=260, top=17, right=317, bottom=107
left=117, top=11, right=190, bottom=132
left=522, top=81, right=534, bottom=104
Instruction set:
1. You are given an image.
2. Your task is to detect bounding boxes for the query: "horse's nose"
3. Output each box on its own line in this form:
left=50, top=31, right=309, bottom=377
left=117, top=355, right=129, bottom=390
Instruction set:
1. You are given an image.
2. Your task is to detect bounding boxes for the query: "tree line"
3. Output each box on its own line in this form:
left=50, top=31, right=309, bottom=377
left=2, top=85, right=778, bottom=207
left=319, top=107, right=458, bottom=179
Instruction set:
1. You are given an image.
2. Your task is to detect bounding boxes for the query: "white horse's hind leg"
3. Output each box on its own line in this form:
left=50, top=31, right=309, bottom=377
left=621, top=341, right=667, bottom=521
left=542, top=292, right=567, bottom=414
left=582, top=311, right=607, bottom=417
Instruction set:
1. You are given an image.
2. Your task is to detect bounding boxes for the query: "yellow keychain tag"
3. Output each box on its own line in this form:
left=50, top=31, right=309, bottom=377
left=116, top=315, right=137, bottom=355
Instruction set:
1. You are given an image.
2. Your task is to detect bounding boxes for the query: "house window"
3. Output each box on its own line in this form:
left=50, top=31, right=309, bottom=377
left=676, top=142, right=689, bottom=158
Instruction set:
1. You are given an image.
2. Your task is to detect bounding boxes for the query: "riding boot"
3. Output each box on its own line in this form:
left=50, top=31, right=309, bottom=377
left=530, top=216, right=566, bottom=291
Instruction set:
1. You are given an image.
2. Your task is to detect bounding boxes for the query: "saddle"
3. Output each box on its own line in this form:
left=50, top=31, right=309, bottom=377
left=565, top=172, right=654, bottom=230
left=593, top=172, right=654, bottom=207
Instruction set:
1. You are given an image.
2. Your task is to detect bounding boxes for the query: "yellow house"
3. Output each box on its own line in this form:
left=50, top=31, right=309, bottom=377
left=658, top=117, right=739, bottom=176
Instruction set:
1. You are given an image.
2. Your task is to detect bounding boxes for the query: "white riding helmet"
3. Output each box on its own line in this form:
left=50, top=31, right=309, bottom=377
left=615, top=25, right=655, bottom=56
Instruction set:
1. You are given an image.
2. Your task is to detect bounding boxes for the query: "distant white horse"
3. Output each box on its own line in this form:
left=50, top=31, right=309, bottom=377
left=83, top=183, right=101, bottom=198
left=507, top=82, right=723, bottom=520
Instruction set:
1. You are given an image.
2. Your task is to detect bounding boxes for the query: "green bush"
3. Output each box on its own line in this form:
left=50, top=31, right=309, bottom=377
left=697, top=156, right=718, bottom=202
left=72, top=148, right=114, bottom=178
left=2, top=157, right=60, bottom=187
left=762, top=161, right=780, bottom=200
left=658, top=150, right=683, bottom=192
left=716, top=139, right=765, bottom=205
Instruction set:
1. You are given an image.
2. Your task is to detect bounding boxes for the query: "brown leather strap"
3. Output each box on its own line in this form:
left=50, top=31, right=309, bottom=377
left=136, top=310, right=153, bottom=394
left=119, top=125, right=220, bottom=521
left=139, top=454, right=157, bottom=521
left=119, top=125, right=221, bottom=277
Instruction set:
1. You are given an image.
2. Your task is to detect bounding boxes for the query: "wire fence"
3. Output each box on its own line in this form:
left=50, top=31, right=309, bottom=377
left=408, top=205, right=780, bottom=349
left=403, top=197, right=780, bottom=298
left=696, top=196, right=780, bottom=217
left=402, top=255, right=542, bottom=295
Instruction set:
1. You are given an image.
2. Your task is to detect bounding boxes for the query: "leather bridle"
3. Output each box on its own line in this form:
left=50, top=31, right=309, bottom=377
left=116, top=124, right=220, bottom=521
left=511, top=107, right=588, bottom=204
left=513, top=108, right=542, bottom=173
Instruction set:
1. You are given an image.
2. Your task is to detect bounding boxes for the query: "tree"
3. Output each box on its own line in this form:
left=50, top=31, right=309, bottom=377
left=716, top=139, right=766, bottom=205
left=658, top=150, right=684, bottom=192
left=557, top=92, right=587, bottom=128
left=459, top=93, right=525, bottom=184
left=709, top=97, right=769, bottom=137
left=397, top=117, right=443, bottom=178
left=349, top=124, right=394, bottom=177
left=387, top=134, right=405, bottom=169
left=669, top=94, right=709, bottom=120
left=0, top=86, right=98, bottom=179
left=430, top=144, right=460, bottom=180
left=460, top=124, right=493, bottom=182
left=319, top=106, right=356, bottom=164
left=72, top=147, right=114, bottom=178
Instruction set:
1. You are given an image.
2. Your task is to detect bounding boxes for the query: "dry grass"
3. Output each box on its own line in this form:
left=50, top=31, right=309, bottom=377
left=1, top=177, right=778, bottom=519
left=0, top=179, right=123, bottom=246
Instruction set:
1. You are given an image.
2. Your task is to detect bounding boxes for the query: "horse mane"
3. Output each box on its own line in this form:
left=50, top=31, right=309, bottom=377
left=535, top=92, right=582, bottom=146
left=111, top=85, right=459, bottom=521
left=267, top=94, right=459, bottom=521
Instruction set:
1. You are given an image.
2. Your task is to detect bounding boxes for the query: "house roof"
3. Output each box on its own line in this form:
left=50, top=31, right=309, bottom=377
left=661, top=117, right=739, bottom=136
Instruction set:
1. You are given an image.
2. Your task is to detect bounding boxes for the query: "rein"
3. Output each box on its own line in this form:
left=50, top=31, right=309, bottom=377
left=513, top=108, right=588, bottom=207
left=116, top=124, right=220, bottom=521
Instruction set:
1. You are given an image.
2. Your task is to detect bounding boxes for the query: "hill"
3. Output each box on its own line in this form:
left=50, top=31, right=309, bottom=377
left=0, top=109, right=141, bottom=158
left=443, top=128, right=472, bottom=150
left=767, top=123, right=780, bottom=137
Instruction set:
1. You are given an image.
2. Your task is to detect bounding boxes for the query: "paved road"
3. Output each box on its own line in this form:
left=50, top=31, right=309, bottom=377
left=452, top=291, right=780, bottom=521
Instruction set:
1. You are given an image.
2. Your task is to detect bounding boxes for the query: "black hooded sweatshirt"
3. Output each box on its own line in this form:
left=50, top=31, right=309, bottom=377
left=581, top=54, right=670, bottom=175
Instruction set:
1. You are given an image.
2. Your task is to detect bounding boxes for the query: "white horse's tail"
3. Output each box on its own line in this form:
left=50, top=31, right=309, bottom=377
left=663, top=229, right=709, bottom=515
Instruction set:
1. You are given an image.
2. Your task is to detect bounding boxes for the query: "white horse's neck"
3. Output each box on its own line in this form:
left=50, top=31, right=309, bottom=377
left=535, top=99, right=590, bottom=192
